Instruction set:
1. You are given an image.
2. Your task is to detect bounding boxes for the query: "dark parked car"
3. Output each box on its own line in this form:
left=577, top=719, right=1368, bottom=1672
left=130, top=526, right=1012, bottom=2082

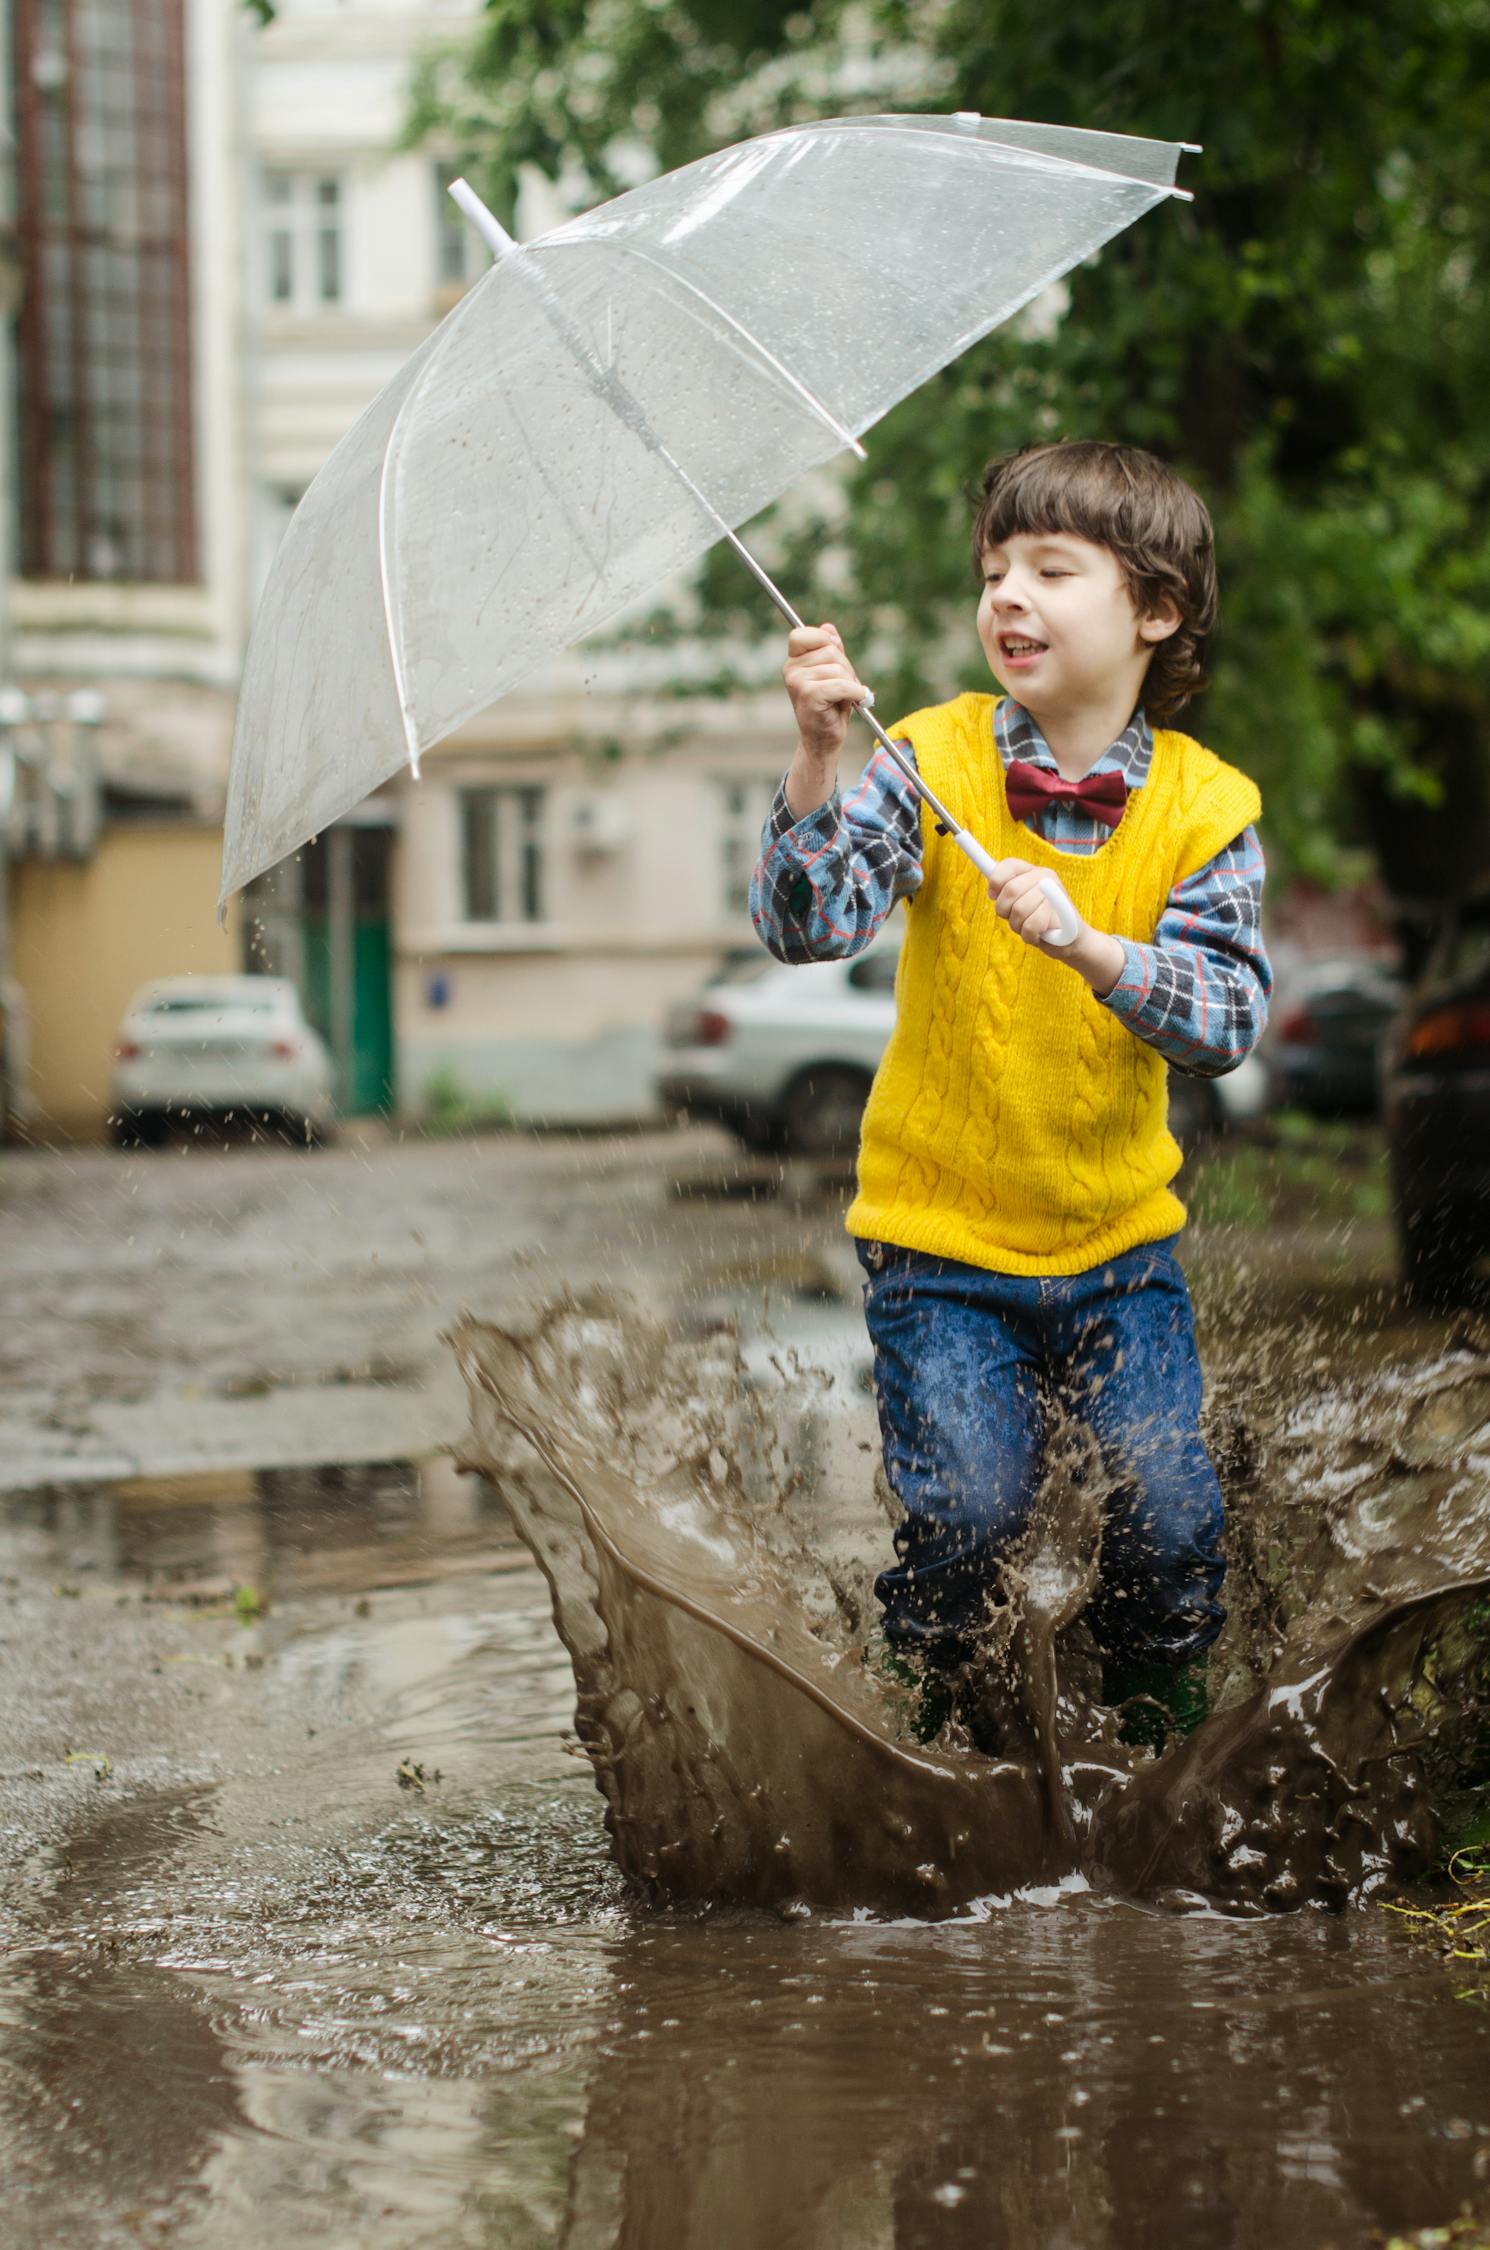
left=1382, top=882, right=1490, bottom=1303
left=1269, top=956, right=1404, bottom=1116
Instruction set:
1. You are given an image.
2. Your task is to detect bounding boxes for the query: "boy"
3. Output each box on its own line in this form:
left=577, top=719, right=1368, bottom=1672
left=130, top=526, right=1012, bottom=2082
left=749, top=441, right=1269, bottom=1748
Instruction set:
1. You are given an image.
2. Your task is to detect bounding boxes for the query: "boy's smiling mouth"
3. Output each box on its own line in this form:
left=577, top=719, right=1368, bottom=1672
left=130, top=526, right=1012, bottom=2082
left=998, top=634, right=1047, bottom=664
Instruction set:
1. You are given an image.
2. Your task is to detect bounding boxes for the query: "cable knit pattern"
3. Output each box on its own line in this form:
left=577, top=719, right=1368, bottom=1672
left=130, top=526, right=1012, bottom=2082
left=845, top=694, right=1262, bottom=1276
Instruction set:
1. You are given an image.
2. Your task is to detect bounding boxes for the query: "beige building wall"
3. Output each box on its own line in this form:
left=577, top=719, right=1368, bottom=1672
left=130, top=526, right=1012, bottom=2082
left=11, top=826, right=242, bottom=1139
left=392, top=688, right=871, bottom=1123
left=4, top=0, right=251, bottom=1139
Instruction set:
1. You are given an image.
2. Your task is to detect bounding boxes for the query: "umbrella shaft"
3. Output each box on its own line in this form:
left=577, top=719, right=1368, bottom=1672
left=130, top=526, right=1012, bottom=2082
left=722, top=528, right=965, bottom=842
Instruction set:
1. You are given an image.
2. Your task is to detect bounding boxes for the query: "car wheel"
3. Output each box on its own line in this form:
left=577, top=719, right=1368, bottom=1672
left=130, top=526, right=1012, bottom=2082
left=262, top=1110, right=326, bottom=1149
left=1396, top=1203, right=1471, bottom=1309
left=1166, top=1071, right=1221, bottom=1147
left=778, top=1065, right=873, bottom=1159
left=731, top=1110, right=788, bottom=1157
left=109, top=1107, right=167, bottom=1149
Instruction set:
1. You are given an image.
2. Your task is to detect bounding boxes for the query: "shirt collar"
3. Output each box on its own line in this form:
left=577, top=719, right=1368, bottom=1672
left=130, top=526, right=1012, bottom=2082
left=994, top=699, right=1153, bottom=788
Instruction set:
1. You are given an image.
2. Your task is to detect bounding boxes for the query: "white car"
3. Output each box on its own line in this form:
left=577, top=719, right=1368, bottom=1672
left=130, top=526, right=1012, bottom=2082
left=110, top=975, right=335, bottom=1148
left=658, top=933, right=1268, bottom=1157
left=659, top=939, right=900, bottom=1157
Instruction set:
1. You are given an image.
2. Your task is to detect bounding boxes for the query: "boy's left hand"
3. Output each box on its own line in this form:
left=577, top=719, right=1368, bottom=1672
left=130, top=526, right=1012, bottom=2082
left=986, top=858, right=1076, bottom=948
left=986, top=860, right=1124, bottom=996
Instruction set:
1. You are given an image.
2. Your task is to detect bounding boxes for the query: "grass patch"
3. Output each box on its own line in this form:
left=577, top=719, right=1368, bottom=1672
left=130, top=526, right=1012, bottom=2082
left=1188, top=1113, right=1392, bottom=1234
left=417, top=1068, right=515, bottom=1139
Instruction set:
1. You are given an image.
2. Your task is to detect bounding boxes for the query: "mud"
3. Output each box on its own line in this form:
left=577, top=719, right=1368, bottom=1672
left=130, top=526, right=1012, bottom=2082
left=454, top=1299, right=1490, bottom=1917
left=3, top=1400, right=1490, bottom=2246
left=5, top=1133, right=1490, bottom=2244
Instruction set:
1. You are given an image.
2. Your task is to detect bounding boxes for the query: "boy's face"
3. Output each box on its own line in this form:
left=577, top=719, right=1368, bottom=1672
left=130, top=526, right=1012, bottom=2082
left=976, top=530, right=1176, bottom=720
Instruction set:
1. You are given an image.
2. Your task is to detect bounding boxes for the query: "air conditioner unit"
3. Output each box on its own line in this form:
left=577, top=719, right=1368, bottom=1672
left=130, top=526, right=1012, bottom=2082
left=568, top=792, right=630, bottom=853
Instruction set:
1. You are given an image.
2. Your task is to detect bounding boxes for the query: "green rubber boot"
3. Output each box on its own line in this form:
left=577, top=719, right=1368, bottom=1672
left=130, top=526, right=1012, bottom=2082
left=878, top=1650, right=957, bottom=1745
left=1102, top=1655, right=1208, bottom=1754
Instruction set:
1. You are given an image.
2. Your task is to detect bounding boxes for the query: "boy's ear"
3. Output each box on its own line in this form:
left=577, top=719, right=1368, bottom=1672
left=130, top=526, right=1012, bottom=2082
left=1138, top=596, right=1182, bottom=647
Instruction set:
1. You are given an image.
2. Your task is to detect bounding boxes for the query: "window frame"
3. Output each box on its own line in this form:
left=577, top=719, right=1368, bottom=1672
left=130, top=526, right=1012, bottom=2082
left=13, top=0, right=197, bottom=584
left=458, top=784, right=549, bottom=929
left=259, top=168, right=346, bottom=315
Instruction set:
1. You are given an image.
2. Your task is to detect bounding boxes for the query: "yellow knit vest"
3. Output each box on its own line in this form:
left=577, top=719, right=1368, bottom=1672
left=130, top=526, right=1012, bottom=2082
left=845, top=693, right=1263, bottom=1275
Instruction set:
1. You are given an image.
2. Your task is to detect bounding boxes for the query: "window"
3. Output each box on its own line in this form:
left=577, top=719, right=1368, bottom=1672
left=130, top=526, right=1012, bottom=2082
left=719, top=778, right=778, bottom=917
left=260, top=171, right=344, bottom=312
left=460, top=787, right=546, bottom=924
left=433, top=161, right=483, bottom=289
left=14, top=0, right=196, bottom=582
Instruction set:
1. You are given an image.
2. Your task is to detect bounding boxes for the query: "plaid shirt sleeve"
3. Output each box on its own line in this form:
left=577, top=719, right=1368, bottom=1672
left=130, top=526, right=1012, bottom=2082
left=1096, top=824, right=1270, bottom=1077
left=749, top=746, right=923, bottom=963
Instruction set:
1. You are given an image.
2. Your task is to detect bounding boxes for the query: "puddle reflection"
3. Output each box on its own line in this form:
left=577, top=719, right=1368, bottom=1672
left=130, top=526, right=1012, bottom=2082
left=0, top=1455, right=515, bottom=1601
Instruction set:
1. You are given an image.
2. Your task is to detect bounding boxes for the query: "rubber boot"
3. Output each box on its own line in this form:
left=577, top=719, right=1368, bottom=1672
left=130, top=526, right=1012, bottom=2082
left=1102, top=1654, right=1208, bottom=1754
left=878, top=1649, right=957, bottom=1745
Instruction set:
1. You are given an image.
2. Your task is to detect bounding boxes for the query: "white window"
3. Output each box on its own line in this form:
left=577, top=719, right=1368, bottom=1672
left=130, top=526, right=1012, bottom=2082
left=460, top=786, right=547, bottom=924
left=719, top=778, right=778, bottom=917
left=261, top=171, right=344, bottom=311
left=433, top=161, right=484, bottom=290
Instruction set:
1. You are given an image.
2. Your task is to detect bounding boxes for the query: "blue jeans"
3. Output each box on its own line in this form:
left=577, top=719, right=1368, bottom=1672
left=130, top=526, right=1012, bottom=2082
left=857, top=1236, right=1226, bottom=1671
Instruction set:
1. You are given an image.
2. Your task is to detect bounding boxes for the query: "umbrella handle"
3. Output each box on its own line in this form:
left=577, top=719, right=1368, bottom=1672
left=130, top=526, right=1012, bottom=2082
left=951, top=831, right=1082, bottom=948
left=717, top=526, right=1086, bottom=947
left=721, top=549, right=1087, bottom=954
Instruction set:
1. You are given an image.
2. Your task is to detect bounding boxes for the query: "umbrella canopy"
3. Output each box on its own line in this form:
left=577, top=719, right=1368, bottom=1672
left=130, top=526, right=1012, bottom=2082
left=222, top=114, right=1192, bottom=907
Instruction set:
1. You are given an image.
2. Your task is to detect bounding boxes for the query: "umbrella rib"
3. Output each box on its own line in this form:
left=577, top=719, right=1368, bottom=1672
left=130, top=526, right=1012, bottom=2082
left=377, top=381, right=425, bottom=780
left=749, top=114, right=1194, bottom=202
left=535, top=237, right=868, bottom=463
left=444, top=183, right=976, bottom=855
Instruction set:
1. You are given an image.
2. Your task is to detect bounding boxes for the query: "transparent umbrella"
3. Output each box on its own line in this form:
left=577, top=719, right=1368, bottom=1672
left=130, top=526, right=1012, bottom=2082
left=221, top=113, right=1194, bottom=917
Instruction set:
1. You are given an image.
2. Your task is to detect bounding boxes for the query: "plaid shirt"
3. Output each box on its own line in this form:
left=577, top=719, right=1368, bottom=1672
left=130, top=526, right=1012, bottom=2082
left=749, top=701, right=1270, bottom=1078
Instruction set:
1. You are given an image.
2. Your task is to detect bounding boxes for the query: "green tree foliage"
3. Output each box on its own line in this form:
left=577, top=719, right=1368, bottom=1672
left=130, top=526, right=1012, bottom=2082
left=413, top=0, right=1490, bottom=894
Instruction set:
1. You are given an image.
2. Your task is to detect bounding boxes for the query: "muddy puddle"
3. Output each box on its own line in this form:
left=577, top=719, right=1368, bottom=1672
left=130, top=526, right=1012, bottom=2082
left=455, top=1288, right=1490, bottom=1916
left=3, top=1282, right=1490, bottom=2245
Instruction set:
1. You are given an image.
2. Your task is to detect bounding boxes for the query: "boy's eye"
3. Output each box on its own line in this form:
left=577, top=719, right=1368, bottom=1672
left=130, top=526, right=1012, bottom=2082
left=1040, top=568, right=1072, bottom=578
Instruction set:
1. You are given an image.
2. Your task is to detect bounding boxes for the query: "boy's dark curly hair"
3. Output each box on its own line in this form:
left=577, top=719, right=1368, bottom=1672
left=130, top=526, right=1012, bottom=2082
left=970, top=441, right=1217, bottom=724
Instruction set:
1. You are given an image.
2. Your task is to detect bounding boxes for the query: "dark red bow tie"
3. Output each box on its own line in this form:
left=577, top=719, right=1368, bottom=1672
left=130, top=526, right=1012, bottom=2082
left=1004, top=758, right=1129, bottom=830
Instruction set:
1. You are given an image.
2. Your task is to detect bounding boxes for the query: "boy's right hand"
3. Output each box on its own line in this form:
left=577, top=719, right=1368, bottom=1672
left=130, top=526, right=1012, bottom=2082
left=783, top=624, right=869, bottom=765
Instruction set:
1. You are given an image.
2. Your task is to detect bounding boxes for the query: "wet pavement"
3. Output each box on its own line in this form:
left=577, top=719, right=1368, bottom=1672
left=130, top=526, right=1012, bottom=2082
left=0, top=1126, right=860, bottom=1487
left=2, top=1128, right=1489, bottom=2246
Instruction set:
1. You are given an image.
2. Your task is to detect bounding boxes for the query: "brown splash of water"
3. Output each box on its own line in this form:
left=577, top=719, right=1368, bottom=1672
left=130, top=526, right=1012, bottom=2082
left=451, top=1301, right=1490, bottom=1918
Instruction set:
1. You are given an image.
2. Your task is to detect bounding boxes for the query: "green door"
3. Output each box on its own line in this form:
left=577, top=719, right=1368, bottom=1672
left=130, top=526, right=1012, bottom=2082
left=300, top=829, right=396, bottom=1115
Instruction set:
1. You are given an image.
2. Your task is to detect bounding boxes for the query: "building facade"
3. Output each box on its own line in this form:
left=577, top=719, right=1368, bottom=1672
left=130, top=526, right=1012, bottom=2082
left=3, top=0, right=815, bottom=1135
left=4, top=0, right=248, bottom=1138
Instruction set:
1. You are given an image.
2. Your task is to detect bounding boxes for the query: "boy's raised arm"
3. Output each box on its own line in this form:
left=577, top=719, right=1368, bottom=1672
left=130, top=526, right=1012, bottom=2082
left=749, top=624, right=923, bottom=965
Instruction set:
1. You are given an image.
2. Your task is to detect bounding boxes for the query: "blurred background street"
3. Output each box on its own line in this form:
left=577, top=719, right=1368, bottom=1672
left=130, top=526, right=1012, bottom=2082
left=2, top=1, right=1490, bottom=2245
